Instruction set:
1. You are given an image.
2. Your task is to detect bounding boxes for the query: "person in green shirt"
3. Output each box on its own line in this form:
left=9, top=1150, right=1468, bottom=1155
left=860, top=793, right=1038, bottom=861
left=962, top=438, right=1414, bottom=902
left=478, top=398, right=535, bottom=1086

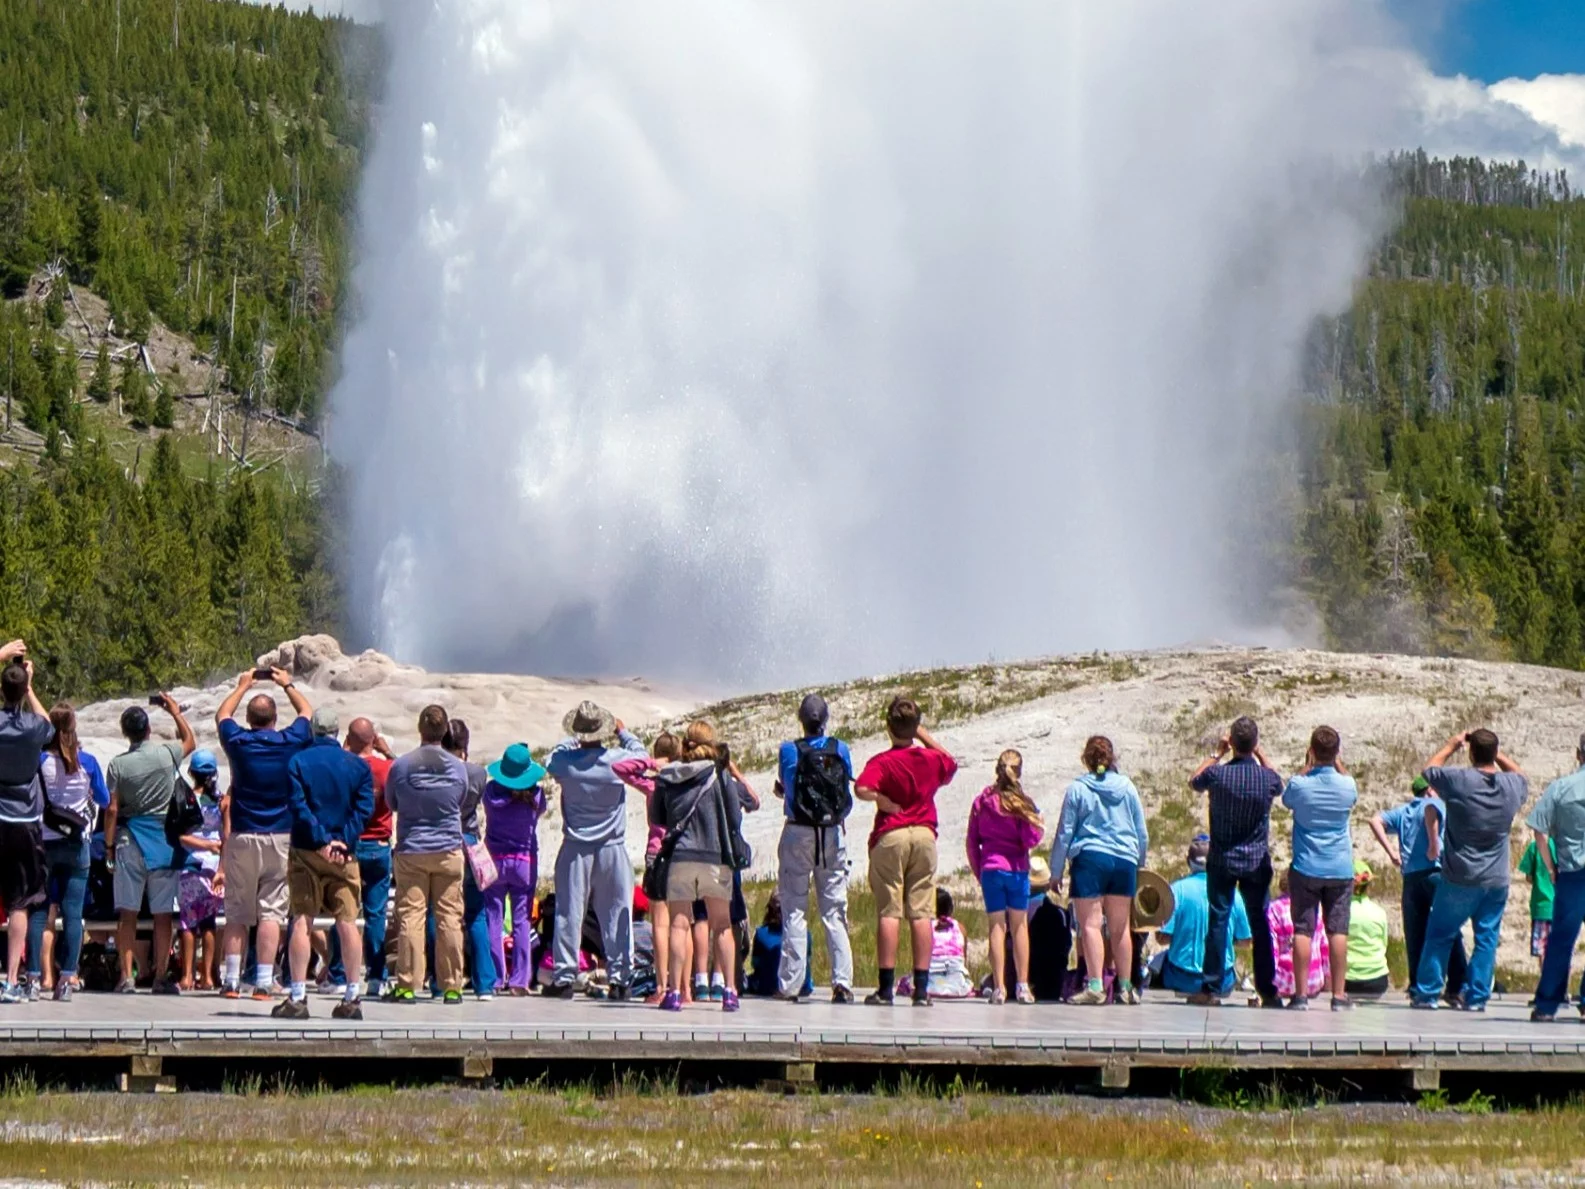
left=1344, top=860, right=1391, bottom=997
left=1517, top=836, right=1557, bottom=980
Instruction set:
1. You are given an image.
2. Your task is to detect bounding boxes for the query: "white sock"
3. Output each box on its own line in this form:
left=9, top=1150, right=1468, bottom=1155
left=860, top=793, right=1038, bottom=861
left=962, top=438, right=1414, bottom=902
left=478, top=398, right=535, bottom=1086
left=344, top=983, right=360, bottom=1002
left=222, top=956, right=241, bottom=987
left=710, top=972, right=725, bottom=989
left=254, top=965, right=274, bottom=990
left=289, top=981, right=307, bottom=1002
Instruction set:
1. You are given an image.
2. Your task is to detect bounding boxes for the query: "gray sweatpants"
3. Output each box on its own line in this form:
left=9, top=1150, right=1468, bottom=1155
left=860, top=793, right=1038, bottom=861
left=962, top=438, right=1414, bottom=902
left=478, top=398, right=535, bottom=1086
left=776, top=822, right=853, bottom=994
left=552, top=838, right=633, bottom=987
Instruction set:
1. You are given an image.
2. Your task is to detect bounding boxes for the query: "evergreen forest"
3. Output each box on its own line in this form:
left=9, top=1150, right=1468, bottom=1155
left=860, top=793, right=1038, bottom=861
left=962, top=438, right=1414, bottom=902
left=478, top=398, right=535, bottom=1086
left=3, top=2, right=1585, bottom=697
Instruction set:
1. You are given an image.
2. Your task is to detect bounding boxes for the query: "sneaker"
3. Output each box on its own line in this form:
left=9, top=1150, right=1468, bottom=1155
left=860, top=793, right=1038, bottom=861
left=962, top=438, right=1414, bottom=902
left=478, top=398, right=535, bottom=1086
left=1410, top=997, right=1441, bottom=1011
left=366, top=980, right=385, bottom=1000
left=475, top=991, right=495, bottom=1003
left=1459, top=1001, right=1486, bottom=1013
left=251, top=987, right=278, bottom=1002
left=320, top=983, right=347, bottom=998
left=443, top=989, right=464, bottom=1005
left=271, top=998, right=309, bottom=1019
left=23, top=978, right=40, bottom=1002
left=1286, top=996, right=1309, bottom=1011
left=53, top=982, right=73, bottom=1004
left=332, top=999, right=364, bottom=1021
left=1185, top=991, right=1221, bottom=1007
left=659, top=990, right=683, bottom=1012
left=543, top=983, right=577, bottom=1000
left=863, top=990, right=895, bottom=1006
left=990, top=987, right=1007, bottom=1005
left=1015, top=985, right=1036, bottom=1005
left=114, top=979, right=138, bottom=994
left=1331, top=996, right=1354, bottom=1012
left=152, top=980, right=181, bottom=996
left=911, top=993, right=932, bottom=1008
left=387, top=987, right=416, bottom=1004
left=1118, top=984, right=1141, bottom=1006
left=708, top=983, right=725, bottom=1003
left=692, top=981, right=710, bottom=1001
left=1531, top=1009, right=1559, bottom=1022
left=831, top=985, right=854, bottom=1005
left=220, top=984, right=243, bottom=1000
left=1070, top=985, right=1108, bottom=1006
left=772, top=990, right=805, bottom=1003
left=722, top=990, right=740, bottom=1013
left=0, top=984, right=23, bottom=1005
left=607, top=984, right=629, bottom=1003
left=1258, top=994, right=1285, bottom=1009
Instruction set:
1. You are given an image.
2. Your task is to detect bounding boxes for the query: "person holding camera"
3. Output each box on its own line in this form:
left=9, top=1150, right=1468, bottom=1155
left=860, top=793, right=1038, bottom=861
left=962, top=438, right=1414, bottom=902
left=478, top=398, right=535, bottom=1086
left=274, top=708, right=373, bottom=1019
left=0, top=641, right=54, bottom=1003
left=1410, top=728, right=1527, bottom=1011
left=215, top=666, right=314, bottom=1000
left=103, top=691, right=197, bottom=994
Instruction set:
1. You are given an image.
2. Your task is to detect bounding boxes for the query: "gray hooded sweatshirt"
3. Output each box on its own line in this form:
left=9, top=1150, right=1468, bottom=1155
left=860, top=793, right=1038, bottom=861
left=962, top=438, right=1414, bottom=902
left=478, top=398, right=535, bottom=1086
left=650, top=759, right=747, bottom=866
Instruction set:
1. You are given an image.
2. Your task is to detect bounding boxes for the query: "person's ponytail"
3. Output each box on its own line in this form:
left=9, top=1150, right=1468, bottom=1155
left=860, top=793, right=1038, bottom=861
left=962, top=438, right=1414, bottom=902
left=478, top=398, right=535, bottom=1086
left=994, top=749, right=1041, bottom=827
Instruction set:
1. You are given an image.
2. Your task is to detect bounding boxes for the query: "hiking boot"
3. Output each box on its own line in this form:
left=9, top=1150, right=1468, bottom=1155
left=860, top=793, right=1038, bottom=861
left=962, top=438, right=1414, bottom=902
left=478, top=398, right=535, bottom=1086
left=1185, top=991, right=1221, bottom=1007
left=831, top=985, right=854, bottom=1005
left=1330, top=995, right=1354, bottom=1012
left=331, top=998, right=364, bottom=1021
left=722, top=990, right=740, bottom=1013
left=271, top=998, right=309, bottom=1020
left=1070, top=985, right=1107, bottom=1006
left=863, top=990, right=895, bottom=1006
left=658, top=990, right=683, bottom=1012
left=542, top=983, right=577, bottom=1000
left=1286, top=995, right=1309, bottom=1011
left=989, top=987, right=1007, bottom=1005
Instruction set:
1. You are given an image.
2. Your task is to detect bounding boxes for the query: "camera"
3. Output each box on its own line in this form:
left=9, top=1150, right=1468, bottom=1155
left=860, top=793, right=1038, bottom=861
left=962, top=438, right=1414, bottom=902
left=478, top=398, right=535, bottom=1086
left=148, top=693, right=164, bottom=706
left=253, top=667, right=274, bottom=680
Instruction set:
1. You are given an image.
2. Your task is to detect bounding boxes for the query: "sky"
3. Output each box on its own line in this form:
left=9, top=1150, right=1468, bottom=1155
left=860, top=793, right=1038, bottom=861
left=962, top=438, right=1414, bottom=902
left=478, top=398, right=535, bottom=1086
left=1392, top=0, right=1585, bottom=81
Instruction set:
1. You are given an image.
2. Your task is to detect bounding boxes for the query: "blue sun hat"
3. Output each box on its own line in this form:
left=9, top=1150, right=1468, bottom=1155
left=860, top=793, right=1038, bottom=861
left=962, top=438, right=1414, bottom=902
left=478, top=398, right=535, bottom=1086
left=487, top=742, right=547, bottom=790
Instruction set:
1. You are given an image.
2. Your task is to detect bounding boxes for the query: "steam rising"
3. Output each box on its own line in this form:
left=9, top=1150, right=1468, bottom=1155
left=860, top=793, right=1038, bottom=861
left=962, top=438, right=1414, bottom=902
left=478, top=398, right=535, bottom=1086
left=333, top=1, right=1398, bottom=684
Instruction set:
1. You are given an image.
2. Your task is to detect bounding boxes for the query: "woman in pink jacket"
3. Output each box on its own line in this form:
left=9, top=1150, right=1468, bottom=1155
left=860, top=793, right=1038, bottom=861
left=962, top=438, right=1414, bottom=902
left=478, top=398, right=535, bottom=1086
left=966, top=749, right=1044, bottom=1004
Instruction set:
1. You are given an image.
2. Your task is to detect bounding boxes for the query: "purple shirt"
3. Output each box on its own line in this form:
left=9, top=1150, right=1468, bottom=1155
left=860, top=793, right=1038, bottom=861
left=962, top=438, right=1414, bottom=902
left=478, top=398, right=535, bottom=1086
left=482, top=780, right=546, bottom=857
left=965, top=787, right=1044, bottom=877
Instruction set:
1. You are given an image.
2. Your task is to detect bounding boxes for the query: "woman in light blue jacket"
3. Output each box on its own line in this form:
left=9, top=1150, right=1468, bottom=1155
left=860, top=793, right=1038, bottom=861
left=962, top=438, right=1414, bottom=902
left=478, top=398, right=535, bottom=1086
left=1050, top=735, right=1149, bottom=1005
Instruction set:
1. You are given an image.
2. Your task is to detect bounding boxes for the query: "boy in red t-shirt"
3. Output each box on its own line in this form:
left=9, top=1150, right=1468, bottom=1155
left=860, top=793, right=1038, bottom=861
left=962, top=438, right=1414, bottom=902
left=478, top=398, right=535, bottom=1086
left=855, top=697, right=958, bottom=1005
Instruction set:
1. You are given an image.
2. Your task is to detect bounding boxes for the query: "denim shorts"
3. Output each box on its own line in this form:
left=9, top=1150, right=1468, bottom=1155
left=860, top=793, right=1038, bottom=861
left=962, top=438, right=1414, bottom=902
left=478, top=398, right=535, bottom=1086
left=1068, top=850, right=1137, bottom=900
left=979, top=868, right=1031, bottom=914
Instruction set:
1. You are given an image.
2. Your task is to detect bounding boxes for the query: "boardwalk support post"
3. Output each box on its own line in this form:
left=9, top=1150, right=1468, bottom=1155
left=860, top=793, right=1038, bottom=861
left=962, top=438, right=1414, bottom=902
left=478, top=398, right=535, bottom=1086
left=456, top=1052, right=494, bottom=1087
left=1409, top=1066, right=1440, bottom=1094
left=1098, top=1060, right=1131, bottom=1092
left=119, top=1054, right=175, bottom=1093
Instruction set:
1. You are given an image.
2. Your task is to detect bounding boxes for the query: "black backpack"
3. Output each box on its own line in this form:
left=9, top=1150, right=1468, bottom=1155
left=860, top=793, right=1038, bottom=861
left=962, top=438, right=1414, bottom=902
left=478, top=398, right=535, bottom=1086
left=790, top=738, right=852, bottom=829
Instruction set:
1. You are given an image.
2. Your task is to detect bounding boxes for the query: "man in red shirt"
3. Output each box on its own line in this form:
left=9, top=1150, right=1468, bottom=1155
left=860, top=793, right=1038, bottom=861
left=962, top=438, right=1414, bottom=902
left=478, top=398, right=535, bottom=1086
left=855, top=697, right=958, bottom=1005
left=324, top=718, right=395, bottom=997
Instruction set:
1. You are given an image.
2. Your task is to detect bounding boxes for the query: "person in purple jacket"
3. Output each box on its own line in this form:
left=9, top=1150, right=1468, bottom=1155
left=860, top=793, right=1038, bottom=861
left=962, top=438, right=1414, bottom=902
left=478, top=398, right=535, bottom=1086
left=482, top=743, right=548, bottom=996
left=965, top=749, right=1044, bottom=1004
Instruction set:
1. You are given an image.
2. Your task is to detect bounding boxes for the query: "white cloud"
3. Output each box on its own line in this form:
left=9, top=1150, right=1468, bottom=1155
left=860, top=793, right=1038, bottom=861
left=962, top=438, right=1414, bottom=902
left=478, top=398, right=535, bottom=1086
left=1489, top=74, right=1585, bottom=151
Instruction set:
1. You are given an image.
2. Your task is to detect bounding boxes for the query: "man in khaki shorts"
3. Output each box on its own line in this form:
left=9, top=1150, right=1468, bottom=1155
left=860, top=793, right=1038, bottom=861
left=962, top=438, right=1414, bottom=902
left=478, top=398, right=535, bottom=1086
left=215, top=667, right=314, bottom=1000
left=855, top=697, right=958, bottom=1006
left=275, top=708, right=374, bottom=1019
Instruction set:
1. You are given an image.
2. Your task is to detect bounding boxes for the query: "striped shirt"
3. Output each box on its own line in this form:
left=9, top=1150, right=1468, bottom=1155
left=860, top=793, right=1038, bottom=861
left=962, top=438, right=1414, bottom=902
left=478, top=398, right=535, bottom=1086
left=1190, top=755, right=1282, bottom=875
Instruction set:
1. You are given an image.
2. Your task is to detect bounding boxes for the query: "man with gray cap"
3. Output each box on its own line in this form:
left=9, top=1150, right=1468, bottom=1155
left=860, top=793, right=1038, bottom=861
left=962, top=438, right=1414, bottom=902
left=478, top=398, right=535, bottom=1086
left=277, top=707, right=374, bottom=1018
left=544, top=701, right=648, bottom=998
left=773, top=693, right=855, bottom=1002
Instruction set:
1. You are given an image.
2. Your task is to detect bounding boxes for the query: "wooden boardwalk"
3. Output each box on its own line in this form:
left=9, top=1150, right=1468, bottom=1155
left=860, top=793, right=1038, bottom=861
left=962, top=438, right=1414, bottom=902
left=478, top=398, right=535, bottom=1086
left=1, top=992, right=1582, bottom=1090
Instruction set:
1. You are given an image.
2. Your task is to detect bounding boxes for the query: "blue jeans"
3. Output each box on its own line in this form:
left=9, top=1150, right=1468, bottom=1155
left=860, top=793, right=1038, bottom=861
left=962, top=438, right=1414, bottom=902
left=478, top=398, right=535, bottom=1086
left=328, top=839, right=392, bottom=988
left=1402, top=868, right=1467, bottom=1000
left=1413, top=880, right=1507, bottom=1007
left=26, top=835, right=90, bottom=979
left=1535, top=868, right=1585, bottom=1015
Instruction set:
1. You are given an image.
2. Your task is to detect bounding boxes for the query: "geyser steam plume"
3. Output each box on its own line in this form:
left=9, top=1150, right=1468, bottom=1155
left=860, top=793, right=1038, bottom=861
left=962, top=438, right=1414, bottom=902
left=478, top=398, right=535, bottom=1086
left=334, top=1, right=1397, bottom=684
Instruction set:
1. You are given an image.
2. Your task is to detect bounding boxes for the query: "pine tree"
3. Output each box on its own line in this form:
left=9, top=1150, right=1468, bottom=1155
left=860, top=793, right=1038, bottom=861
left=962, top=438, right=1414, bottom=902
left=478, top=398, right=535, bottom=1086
left=152, top=383, right=175, bottom=429
left=121, top=352, right=151, bottom=425
left=87, top=343, right=112, bottom=402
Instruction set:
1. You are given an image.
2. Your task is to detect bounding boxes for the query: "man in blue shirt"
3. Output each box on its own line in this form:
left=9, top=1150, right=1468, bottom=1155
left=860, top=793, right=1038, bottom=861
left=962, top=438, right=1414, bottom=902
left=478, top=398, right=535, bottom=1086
left=1281, top=725, right=1358, bottom=1011
left=1371, top=775, right=1467, bottom=1003
left=1186, top=715, right=1282, bottom=1006
left=1158, top=836, right=1250, bottom=996
left=772, top=694, right=855, bottom=1002
left=1526, top=735, right=1585, bottom=1021
left=214, top=666, right=313, bottom=1000
left=276, top=707, right=374, bottom=1020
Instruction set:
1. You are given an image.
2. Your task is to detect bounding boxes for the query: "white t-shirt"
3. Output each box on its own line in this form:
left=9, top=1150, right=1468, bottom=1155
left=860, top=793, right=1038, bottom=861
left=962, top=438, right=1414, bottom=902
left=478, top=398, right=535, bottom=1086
left=40, top=752, right=94, bottom=842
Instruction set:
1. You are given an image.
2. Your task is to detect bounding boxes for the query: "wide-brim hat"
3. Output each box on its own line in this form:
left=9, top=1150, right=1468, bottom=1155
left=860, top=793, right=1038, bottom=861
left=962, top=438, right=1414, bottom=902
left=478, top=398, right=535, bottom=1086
left=1028, top=854, right=1052, bottom=888
left=562, top=700, right=616, bottom=744
left=487, top=742, right=547, bottom=791
left=1131, top=869, right=1175, bottom=930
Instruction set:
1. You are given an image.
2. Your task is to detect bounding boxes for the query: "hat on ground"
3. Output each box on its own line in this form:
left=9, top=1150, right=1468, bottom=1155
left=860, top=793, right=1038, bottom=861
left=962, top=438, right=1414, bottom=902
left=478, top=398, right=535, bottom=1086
left=1027, top=854, right=1052, bottom=889
left=562, top=700, right=616, bottom=744
left=1131, top=869, right=1175, bottom=930
left=1411, top=775, right=1430, bottom=795
left=311, top=706, right=339, bottom=738
left=798, top=693, right=829, bottom=731
left=189, top=749, right=219, bottom=777
left=487, top=742, right=547, bottom=791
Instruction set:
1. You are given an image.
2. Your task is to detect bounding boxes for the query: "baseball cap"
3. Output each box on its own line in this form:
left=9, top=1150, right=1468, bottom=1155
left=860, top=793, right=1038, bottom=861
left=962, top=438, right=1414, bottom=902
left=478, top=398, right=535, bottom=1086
left=189, top=748, right=219, bottom=777
left=1411, top=775, right=1430, bottom=795
left=311, top=706, right=340, bottom=737
left=797, top=693, right=829, bottom=731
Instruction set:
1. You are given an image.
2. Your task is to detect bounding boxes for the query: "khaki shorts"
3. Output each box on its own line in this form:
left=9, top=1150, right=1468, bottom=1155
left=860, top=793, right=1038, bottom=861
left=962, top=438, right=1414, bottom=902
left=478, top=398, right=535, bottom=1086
left=868, top=826, right=937, bottom=920
left=289, top=847, right=363, bottom=922
left=666, top=860, right=734, bottom=902
left=221, top=833, right=291, bottom=927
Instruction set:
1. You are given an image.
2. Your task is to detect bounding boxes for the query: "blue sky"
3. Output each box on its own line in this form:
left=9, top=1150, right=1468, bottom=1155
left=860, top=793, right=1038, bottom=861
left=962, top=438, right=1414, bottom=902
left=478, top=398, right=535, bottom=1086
left=1390, top=0, right=1585, bottom=81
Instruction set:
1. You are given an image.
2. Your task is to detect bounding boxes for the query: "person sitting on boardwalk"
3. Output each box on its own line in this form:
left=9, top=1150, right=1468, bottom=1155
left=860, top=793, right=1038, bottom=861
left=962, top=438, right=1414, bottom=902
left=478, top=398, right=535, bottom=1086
left=544, top=702, right=649, bottom=1000
left=899, top=887, right=974, bottom=1000
left=854, top=698, right=958, bottom=1007
left=1370, top=775, right=1467, bottom=1005
left=965, top=748, right=1043, bottom=1004
left=773, top=694, right=855, bottom=1004
left=385, top=704, right=469, bottom=1004
left=650, top=721, right=752, bottom=1012
left=1412, top=729, right=1527, bottom=1012
left=276, top=708, right=373, bottom=1020
left=1186, top=715, right=1283, bottom=1008
left=1051, top=735, right=1148, bottom=1006
left=743, top=893, right=810, bottom=997
left=1281, top=726, right=1358, bottom=1011
left=481, top=743, right=548, bottom=997
left=1526, top=734, right=1585, bottom=1022
left=1157, top=836, right=1249, bottom=997
left=1343, top=861, right=1391, bottom=999
left=105, top=693, right=196, bottom=996
left=1269, top=869, right=1329, bottom=1000
left=1021, top=856, right=1072, bottom=1002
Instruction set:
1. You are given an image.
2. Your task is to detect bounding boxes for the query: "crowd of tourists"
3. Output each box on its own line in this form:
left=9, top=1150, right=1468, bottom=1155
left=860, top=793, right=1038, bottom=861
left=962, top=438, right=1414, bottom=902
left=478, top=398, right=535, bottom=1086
left=1, top=637, right=1583, bottom=1021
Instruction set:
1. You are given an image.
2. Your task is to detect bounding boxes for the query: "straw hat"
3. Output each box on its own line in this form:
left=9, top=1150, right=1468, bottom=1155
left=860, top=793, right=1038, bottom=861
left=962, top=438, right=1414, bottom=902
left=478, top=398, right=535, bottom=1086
left=1131, top=869, right=1175, bottom=930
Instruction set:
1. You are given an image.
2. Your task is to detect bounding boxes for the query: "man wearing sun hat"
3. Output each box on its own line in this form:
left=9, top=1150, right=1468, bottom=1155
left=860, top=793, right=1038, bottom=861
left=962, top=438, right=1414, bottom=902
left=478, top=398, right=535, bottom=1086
left=482, top=743, right=548, bottom=995
left=544, top=702, right=648, bottom=999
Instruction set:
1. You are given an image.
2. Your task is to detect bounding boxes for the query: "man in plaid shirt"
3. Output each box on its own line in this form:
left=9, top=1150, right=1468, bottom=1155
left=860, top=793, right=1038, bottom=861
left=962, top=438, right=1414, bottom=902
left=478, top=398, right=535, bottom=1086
left=1186, top=716, right=1283, bottom=1006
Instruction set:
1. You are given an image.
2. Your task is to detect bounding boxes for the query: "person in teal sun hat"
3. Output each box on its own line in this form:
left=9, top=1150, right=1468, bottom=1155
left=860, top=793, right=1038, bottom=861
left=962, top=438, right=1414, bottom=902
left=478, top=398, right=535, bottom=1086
left=481, top=743, right=549, bottom=995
